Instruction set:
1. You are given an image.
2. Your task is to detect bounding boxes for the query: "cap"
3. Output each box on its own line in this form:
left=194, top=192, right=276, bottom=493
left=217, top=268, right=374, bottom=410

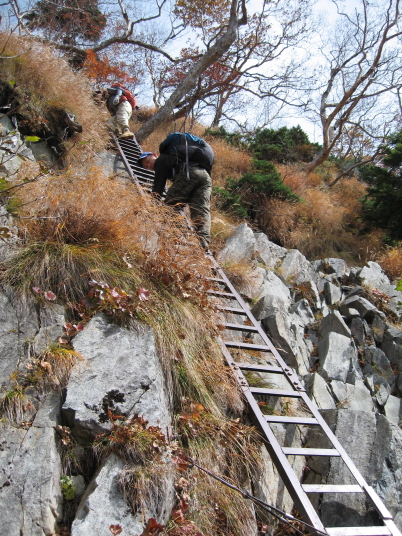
left=137, top=152, right=154, bottom=166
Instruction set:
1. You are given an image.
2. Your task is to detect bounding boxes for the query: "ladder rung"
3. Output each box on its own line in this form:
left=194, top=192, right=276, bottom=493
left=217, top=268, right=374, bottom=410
left=236, top=363, right=283, bottom=373
left=302, top=484, right=363, bottom=493
left=206, top=277, right=226, bottom=283
left=224, top=341, right=272, bottom=351
left=265, top=416, right=319, bottom=425
left=222, top=322, right=259, bottom=332
left=326, top=528, right=391, bottom=536
left=220, top=306, right=248, bottom=315
left=250, top=387, right=302, bottom=397
left=208, top=290, right=236, bottom=298
left=327, top=528, right=392, bottom=536
left=283, top=448, right=340, bottom=456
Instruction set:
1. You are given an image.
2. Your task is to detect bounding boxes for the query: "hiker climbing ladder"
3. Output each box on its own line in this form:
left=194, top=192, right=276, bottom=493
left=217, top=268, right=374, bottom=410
left=114, top=134, right=402, bottom=536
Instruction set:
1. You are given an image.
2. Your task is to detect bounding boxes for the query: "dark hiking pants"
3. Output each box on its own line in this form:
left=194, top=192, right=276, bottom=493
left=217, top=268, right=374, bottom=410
left=164, top=165, right=212, bottom=244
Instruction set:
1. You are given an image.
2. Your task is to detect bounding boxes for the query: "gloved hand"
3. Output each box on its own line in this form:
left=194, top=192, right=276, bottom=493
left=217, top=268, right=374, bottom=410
left=113, top=96, right=120, bottom=105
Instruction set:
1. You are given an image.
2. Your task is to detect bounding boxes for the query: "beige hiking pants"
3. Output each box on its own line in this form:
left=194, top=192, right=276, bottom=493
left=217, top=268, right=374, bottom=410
left=107, top=100, right=132, bottom=135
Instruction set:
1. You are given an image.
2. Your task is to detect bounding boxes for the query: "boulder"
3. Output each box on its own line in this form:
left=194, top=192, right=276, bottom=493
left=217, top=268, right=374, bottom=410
left=217, top=223, right=256, bottom=263
left=253, top=232, right=287, bottom=269
left=329, top=379, right=374, bottom=412
left=380, top=325, right=402, bottom=370
left=384, top=395, right=402, bottom=426
left=340, top=295, right=384, bottom=321
left=364, top=346, right=395, bottom=386
left=371, top=316, right=386, bottom=344
left=278, top=249, right=312, bottom=284
left=304, top=373, right=336, bottom=409
left=318, top=332, right=358, bottom=383
left=62, top=314, right=171, bottom=445
left=323, top=281, right=342, bottom=305
left=323, top=258, right=350, bottom=279
left=358, top=261, right=391, bottom=292
left=320, top=310, right=351, bottom=338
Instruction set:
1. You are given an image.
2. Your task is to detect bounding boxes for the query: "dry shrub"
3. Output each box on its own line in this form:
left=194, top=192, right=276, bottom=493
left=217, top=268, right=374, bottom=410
left=209, top=210, right=237, bottom=251
left=221, top=258, right=256, bottom=296
left=176, top=402, right=262, bottom=536
left=3, top=165, right=245, bottom=416
left=0, top=32, right=107, bottom=162
left=204, top=137, right=252, bottom=188
left=254, top=166, right=384, bottom=263
left=377, top=247, right=402, bottom=282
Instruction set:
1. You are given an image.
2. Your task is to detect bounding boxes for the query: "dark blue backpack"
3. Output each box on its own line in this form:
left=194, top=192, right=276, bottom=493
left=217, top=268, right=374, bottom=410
left=159, top=132, right=214, bottom=173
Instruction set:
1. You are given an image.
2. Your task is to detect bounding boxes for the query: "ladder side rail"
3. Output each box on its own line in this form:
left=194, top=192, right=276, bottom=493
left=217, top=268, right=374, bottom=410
left=218, top=338, right=327, bottom=533
left=210, top=261, right=305, bottom=391
left=113, top=136, right=401, bottom=536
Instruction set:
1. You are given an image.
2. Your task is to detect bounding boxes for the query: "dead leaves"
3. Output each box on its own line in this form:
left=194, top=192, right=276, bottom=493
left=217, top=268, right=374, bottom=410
left=140, top=518, right=164, bottom=536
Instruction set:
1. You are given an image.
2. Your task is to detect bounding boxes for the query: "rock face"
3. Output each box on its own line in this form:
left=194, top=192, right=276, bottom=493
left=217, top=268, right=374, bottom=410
left=0, top=394, right=63, bottom=536
left=63, top=314, right=171, bottom=445
left=221, top=223, right=402, bottom=531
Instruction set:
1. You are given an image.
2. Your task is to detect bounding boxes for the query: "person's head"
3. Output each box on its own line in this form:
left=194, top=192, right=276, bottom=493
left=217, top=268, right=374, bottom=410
left=138, top=152, right=158, bottom=170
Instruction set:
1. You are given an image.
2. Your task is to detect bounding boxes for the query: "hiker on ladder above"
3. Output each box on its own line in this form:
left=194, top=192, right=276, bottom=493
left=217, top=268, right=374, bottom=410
left=137, top=132, right=214, bottom=249
left=106, top=82, right=137, bottom=139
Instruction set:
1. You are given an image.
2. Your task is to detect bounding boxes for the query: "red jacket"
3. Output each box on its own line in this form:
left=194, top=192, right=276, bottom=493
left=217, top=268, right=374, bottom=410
left=111, top=83, right=137, bottom=109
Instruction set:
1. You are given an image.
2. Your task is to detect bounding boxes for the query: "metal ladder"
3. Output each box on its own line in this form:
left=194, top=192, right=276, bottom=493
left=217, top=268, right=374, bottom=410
left=113, top=133, right=402, bottom=536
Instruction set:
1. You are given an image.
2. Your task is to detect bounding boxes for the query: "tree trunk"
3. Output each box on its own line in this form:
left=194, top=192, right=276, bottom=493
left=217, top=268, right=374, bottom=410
left=135, top=0, right=247, bottom=144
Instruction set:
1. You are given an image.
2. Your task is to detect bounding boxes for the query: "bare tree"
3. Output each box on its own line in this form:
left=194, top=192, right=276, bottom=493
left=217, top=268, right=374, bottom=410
left=305, top=0, right=402, bottom=176
left=148, top=0, right=314, bottom=131
left=135, top=0, right=248, bottom=143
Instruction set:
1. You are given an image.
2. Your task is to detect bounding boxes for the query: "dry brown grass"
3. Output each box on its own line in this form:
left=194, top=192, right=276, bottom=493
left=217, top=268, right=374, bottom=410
left=251, top=164, right=384, bottom=263
left=0, top=32, right=107, bottom=163
left=376, top=247, right=402, bottom=282
left=3, top=165, right=245, bottom=417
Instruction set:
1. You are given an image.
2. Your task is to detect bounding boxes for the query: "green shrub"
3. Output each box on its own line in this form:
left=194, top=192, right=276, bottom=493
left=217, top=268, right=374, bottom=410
left=360, top=130, right=402, bottom=242
left=248, top=125, right=321, bottom=163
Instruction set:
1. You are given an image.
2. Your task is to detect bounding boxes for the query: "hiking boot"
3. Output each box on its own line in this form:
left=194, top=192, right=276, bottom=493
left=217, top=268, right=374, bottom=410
left=119, top=129, right=135, bottom=139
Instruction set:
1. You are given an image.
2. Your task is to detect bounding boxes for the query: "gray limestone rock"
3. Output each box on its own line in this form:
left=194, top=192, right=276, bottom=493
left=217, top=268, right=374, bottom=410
left=320, top=310, right=351, bottom=338
left=364, top=346, right=395, bottom=386
left=0, top=129, right=35, bottom=178
left=384, top=395, right=402, bottom=426
left=253, top=232, right=287, bottom=269
left=324, top=281, right=342, bottom=305
left=279, top=249, right=312, bottom=284
left=0, top=393, right=63, bottom=536
left=318, top=332, right=358, bottom=383
left=62, top=314, right=171, bottom=445
left=72, top=453, right=174, bottom=536
left=252, top=274, right=311, bottom=375
left=358, top=261, right=391, bottom=292
left=340, top=295, right=384, bottom=320
left=350, top=317, right=366, bottom=346
left=380, top=325, right=402, bottom=370
left=323, top=258, right=350, bottom=279
left=0, top=287, right=39, bottom=390
left=304, top=372, right=336, bottom=409
left=25, top=140, right=57, bottom=164
left=217, top=223, right=256, bottom=263
left=329, top=379, right=374, bottom=412
left=33, top=304, right=66, bottom=355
